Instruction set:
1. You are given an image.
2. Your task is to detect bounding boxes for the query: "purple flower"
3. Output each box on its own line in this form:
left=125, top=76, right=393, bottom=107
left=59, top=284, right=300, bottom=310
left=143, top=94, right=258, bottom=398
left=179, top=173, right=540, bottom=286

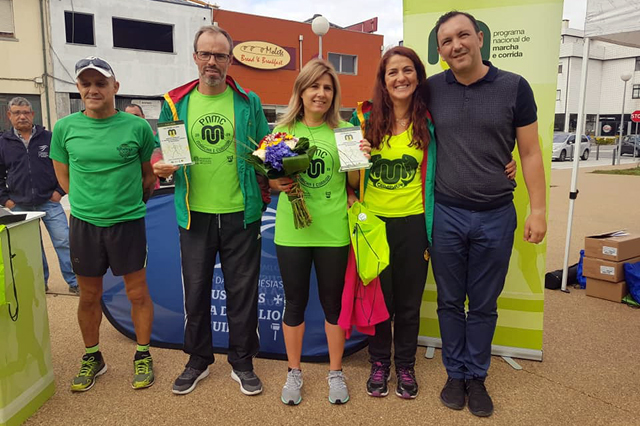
left=264, top=142, right=296, bottom=171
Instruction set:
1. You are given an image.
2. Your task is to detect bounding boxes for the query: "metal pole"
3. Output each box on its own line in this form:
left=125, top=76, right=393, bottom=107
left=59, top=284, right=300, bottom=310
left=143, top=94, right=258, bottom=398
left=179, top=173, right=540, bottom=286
left=617, top=80, right=628, bottom=165
left=318, top=35, right=323, bottom=60
left=561, top=37, right=590, bottom=293
left=299, top=35, right=303, bottom=71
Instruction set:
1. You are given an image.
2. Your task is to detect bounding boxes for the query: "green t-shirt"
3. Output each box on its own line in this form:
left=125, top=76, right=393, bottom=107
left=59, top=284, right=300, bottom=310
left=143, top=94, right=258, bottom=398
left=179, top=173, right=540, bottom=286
left=274, top=120, right=352, bottom=247
left=187, top=86, right=243, bottom=214
left=50, top=111, right=155, bottom=227
left=365, top=124, right=424, bottom=217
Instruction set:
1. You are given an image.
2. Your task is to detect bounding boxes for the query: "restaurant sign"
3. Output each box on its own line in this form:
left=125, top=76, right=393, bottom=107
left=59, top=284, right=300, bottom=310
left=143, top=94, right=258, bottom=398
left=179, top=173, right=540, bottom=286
left=233, top=41, right=292, bottom=70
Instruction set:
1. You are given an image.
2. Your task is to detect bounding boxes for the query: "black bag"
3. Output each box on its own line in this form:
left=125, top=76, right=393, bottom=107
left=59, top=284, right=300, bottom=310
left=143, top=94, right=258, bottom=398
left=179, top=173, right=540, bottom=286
left=545, top=263, right=579, bottom=290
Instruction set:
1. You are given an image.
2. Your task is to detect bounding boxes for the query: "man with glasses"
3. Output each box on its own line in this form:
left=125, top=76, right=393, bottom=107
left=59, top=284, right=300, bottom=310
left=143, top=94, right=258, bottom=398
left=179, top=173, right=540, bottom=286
left=154, top=25, right=270, bottom=396
left=0, top=97, right=78, bottom=294
left=50, top=56, right=158, bottom=392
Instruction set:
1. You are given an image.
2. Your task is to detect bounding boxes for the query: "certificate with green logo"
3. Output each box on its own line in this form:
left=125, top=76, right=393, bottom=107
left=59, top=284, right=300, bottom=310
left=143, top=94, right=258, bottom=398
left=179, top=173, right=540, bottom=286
left=334, top=126, right=371, bottom=172
left=157, top=121, right=192, bottom=165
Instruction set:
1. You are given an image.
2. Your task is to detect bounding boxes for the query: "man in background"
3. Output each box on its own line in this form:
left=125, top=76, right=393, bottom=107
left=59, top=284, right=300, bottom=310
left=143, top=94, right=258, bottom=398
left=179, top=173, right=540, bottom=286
left=0, top=96, right=78, bottom=294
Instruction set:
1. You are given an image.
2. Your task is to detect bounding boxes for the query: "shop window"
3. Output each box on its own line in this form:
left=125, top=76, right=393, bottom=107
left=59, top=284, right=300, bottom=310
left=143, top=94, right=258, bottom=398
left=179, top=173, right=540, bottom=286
left=633, top=84, right=640, bottom=99
left=558, top=64, right=562, bottom=74
left=0, top=0, right=15, bottom=38
left=328, top=53, right=357, bottom=75
left=112, top=18, right=173, bottom=53
left=65, top=11, right=95, bottom=45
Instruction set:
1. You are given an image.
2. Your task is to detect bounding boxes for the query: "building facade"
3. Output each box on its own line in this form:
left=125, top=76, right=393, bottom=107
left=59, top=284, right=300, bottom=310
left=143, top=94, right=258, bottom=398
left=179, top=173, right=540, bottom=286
left=43, top=1, right=383, bottom=129
left=212, top=9, right=384, bottom=122
left=556, top=20, right=640, bottom=136
left=47, top=0, right=211, bottom=129
left=0, top=0, right=56, bottom=133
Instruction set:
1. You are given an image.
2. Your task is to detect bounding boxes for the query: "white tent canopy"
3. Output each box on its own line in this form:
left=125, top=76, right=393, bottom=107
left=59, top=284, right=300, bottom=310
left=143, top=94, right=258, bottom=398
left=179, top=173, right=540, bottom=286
left=560, top=0, right=640, bottom=292
left=585, top=0, right=640, bottom=47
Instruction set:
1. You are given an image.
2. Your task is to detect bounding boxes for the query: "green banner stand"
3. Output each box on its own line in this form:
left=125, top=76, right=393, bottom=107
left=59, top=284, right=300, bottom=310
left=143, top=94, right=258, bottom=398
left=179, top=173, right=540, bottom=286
left=0, top=214, right=55, bottom=426
left=404, top=0, right=562, bottom=360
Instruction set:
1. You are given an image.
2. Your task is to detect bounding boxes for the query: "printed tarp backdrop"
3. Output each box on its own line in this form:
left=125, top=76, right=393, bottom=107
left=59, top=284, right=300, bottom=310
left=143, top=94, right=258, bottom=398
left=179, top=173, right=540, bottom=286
left=100, top=190, right=368, bottom=361
left=404, top=0, right=564, bottom=360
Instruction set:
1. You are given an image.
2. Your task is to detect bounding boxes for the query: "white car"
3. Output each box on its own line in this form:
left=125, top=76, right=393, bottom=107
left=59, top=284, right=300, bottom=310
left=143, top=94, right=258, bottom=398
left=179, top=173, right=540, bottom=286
left=552, top=133, right=591, bottom=161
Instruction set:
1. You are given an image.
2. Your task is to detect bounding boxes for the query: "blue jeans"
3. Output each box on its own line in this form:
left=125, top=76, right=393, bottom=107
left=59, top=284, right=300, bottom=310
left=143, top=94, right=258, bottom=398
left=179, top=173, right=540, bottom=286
left=431, top=202, right=516, bottom=380
left=13, top=200, right=77, bottom=289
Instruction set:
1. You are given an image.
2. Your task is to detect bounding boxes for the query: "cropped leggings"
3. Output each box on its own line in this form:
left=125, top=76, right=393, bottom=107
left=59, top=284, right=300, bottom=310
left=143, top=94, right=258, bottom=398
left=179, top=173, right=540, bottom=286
left=275, top=245, right=350, bottom=326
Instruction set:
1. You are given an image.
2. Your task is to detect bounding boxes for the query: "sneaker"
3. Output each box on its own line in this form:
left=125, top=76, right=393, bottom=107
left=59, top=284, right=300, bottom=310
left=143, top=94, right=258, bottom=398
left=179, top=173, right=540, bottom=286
left=45, top=284, right=49, bottom=293
left=69, top=286, right=80, bottom=295
left=466, top=378, right=494, bottom=417
left=328, top=370, right=349, bottom=404
left=395, top=366, right=418, bottom=399
left=440, top=378, right=466, bottom=410
left=132, top=356, right=155, bottom=389
left=172, top=366, right=209, bottom=395
left=281, top=369, right=303, bottom=405
left=231, top=369, right=263, bottom=395
left=366, top=362, right=390, bottom=397
left=70, top=354, right=107, bottom=392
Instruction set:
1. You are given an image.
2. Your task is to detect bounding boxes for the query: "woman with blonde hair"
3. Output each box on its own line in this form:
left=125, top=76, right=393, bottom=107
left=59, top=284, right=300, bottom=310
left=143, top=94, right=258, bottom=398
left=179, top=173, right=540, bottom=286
left=271, top=59, right=369, bottom=405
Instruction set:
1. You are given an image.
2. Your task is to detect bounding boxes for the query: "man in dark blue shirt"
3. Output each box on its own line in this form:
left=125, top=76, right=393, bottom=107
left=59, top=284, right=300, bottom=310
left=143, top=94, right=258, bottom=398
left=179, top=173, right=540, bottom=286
left=428, top=11, right=547, bottom=417
left=0, top=97, right=78, bottom=294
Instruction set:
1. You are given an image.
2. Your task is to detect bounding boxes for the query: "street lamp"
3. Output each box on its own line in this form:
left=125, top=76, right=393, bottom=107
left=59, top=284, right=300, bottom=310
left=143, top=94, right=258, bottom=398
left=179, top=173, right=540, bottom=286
left=311, top=15, right=330, bottom=60
left=617, top=72, right=633, bottom=165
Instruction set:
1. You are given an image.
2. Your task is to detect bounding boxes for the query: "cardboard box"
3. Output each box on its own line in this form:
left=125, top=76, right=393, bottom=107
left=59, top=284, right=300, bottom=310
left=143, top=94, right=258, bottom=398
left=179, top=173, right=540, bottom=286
left=586, top=278, right=628, bottom=302
left=584, top=231, right=640, bottom=261
left=582, top=255, right=640, bottom=282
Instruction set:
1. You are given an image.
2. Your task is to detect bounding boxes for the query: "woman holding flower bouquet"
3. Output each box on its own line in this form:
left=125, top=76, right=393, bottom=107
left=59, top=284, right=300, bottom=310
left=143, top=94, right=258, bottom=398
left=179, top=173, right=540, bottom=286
left=269, top=59, right=370, bottom=406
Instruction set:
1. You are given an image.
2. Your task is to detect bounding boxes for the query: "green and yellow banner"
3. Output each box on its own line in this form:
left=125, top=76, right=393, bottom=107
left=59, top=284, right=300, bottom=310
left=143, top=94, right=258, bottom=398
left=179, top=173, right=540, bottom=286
left=404, top=0, right=563, bottom=359
left=0, top=220, right=55, bottom=426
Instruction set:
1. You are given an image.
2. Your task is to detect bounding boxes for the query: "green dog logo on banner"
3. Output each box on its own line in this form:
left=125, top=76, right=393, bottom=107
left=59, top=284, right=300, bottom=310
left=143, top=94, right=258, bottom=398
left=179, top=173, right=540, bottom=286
left=427, top=20, right=492, bottom=69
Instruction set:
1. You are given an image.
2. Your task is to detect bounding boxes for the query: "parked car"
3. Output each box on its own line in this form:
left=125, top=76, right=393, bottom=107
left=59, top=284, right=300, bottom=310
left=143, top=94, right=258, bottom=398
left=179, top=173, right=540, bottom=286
left=552, top=132, right=591, bottom=161
left=620, top=134, right=640, bottom=157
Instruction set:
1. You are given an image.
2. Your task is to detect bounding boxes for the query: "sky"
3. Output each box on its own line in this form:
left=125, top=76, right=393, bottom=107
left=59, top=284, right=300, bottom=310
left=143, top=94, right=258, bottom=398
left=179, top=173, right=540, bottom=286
left=210, top=0, right=588, bottom=47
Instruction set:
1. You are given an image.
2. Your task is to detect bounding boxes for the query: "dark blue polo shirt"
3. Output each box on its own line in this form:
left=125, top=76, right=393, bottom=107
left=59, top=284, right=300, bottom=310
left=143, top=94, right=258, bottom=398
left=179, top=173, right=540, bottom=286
left=428, top=61, right=537, bottom=210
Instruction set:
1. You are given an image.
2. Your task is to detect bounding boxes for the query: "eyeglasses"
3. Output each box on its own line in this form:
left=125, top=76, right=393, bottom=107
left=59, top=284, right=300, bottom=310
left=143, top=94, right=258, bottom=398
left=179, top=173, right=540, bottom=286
left=9, top=110, right=33, bottom=117
left=195, top=51, right=231, bottom=63
left=75, top=57, right=114, bottom=75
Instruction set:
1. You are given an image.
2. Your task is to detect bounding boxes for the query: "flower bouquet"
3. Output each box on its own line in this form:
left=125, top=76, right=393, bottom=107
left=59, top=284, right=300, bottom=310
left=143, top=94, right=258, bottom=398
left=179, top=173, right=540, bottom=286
left=245, top=132, right=317, bottom=229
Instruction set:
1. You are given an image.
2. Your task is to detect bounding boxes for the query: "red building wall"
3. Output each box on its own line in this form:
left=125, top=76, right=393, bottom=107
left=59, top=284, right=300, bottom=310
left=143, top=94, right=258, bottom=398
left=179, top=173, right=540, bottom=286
left=212, top=10, right=384, bottom=110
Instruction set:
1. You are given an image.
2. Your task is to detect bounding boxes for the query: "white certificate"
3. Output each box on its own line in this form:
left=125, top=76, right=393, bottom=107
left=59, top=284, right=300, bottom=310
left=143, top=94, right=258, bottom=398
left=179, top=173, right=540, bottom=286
left=157, top=121, right=192, bottom=165
left=334, top=127, right=371, bottom=172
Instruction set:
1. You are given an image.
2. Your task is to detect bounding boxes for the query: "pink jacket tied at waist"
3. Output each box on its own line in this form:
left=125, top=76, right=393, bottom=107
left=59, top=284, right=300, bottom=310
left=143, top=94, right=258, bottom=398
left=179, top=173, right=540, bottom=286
left=338, top=248, right=389, bottom=339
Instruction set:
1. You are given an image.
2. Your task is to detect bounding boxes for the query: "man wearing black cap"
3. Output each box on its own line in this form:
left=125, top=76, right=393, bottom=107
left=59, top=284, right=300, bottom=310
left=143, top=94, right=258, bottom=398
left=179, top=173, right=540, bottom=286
left=50, top=56, right=158, bottom=392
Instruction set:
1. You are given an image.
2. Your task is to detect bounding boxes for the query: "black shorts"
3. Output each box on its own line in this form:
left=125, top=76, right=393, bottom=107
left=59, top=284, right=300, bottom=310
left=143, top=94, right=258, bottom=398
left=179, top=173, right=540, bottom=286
left=69, top=216, right=147, bottom=277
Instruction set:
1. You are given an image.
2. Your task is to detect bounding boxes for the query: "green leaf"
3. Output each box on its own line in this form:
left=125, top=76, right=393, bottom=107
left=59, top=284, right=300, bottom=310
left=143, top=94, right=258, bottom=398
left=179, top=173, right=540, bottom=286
left=282, top=154, right=310, bottom=175
left=293, top=137, right=310, bottom=154
left=307, top=145, right=317, bottom=159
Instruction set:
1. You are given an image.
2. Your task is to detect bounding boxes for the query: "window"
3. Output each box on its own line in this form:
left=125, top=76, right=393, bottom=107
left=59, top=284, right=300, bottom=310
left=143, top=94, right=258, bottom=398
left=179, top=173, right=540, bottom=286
left=65, top=11, right=94, bottom=45
left=0, top=0, right=15, bottom=38
left=633, top=84, right=640, bottom=99
left=636, top=57, right=640, bottom=72
left=556, top=89, right=561, bottom=101
left=112, top=18, right=173, bottom=53
left=558, top=64, right=562, bottom=74
left=328, top=53, right=357, bottom=75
